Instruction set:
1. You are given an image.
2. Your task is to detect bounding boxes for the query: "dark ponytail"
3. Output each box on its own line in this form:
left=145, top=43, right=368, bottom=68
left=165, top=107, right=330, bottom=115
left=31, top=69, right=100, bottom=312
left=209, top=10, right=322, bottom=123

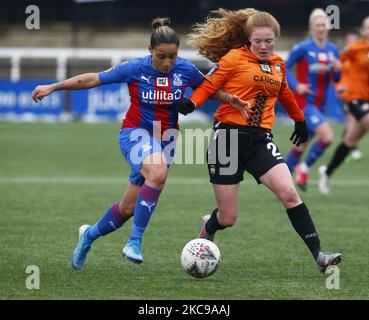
left=150, top=17, right=180, bottom=48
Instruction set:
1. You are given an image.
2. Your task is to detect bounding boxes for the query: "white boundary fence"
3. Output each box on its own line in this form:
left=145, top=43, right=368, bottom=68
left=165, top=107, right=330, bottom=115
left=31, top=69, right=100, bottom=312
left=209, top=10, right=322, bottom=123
left=0, top=48, right=209, bottom=81
left=0, top=48, right=299, bottom=124
left=0, top=47, right=288, bottom=81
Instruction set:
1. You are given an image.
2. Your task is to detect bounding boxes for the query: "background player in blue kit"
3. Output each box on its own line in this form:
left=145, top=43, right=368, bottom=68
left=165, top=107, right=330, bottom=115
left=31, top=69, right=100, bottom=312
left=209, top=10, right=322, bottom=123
left=284, top=8, right=342, bottom=191
left=32, top=17, right=243, bottom=268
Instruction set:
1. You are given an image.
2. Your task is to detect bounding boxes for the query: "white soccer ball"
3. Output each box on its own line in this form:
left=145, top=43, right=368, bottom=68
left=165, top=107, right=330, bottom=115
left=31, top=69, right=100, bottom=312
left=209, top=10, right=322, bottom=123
left=180, top=238, right=221, bottom=278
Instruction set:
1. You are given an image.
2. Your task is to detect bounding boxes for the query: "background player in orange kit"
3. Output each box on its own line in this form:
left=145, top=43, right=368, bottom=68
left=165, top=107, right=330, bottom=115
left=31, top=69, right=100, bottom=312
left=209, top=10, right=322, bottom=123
left=319, top=16, right=369, bottom=195
left=176, top=8, right=342, bottom=272
left=335, top=32, right=363, bottom=162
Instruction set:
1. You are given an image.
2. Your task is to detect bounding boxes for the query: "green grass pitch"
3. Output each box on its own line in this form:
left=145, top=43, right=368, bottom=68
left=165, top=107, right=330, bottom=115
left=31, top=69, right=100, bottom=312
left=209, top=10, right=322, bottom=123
left=1, top=121, right=368, bottom=299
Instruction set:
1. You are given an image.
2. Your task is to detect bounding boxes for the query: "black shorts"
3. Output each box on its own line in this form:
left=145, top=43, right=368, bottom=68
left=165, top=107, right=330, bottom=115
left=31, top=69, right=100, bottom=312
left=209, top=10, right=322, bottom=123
left=207, top=121, right=285, bottom=185
left=348, top=100, right=369, bottom=121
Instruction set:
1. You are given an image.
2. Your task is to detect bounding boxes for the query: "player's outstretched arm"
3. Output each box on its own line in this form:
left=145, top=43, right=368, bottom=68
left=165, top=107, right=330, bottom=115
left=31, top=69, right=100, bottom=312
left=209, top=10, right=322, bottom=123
left=213, top=90, right=251, bottom=120
left=32, top=73, right=101, bottom=102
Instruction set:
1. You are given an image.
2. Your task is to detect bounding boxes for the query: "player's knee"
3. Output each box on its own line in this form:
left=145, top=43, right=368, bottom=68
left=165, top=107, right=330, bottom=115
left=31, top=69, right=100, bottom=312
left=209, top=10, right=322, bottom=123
left=278, top=186, right=300, bottom=207
left=322, top=135, right=333, bottom=145
left=343, top=138, right=357, bottom=149
left=119, top=202, right=134, bottom=219
left=147, top=165, right=168, bottom=187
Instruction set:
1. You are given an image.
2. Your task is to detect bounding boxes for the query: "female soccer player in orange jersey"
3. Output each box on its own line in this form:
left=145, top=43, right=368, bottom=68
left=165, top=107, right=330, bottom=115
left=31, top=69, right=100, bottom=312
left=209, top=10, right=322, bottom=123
left=177, top=8, right=342, bottom=272
left=335, top=33, right=363, bottom=162
left=319, top=16, right=369, bottom=195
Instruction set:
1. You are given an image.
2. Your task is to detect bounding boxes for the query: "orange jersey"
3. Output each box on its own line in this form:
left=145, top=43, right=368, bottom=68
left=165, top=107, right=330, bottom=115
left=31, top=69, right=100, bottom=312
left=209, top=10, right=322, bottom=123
left=190, top=47, right=304, bottom=130
left=341, top=39, right=369, bottom=102
left=335, top=59, right=351, bottom=101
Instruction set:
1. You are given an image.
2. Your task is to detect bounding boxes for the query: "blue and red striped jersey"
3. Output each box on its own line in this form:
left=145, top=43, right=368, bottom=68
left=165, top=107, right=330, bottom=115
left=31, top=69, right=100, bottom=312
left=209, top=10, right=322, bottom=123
left=286, top=38, right=341, bottom=109
left=98, top=55, right=204, bottom=134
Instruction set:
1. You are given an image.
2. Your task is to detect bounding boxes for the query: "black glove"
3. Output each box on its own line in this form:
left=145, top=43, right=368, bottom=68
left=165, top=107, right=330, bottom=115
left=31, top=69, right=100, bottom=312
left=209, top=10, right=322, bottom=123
left=174, top=98, right=196, bottom=115
left=290, top=121, right=308, bottom=146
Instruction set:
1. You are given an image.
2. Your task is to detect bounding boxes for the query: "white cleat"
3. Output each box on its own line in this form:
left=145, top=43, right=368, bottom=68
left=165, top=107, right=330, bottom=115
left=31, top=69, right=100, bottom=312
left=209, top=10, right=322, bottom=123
left=199, top=214, right=215, bottom=242
left=122, top=239, right=143, bottom=264
left=318, top=165, right=330, bottom=195
left=79, top=224, right=90, bottom=238
left=316, top=251, right=343, bottom=273
left=71, top=224, right=92, bottom=270
left=350, top=149, right=363, bottom=161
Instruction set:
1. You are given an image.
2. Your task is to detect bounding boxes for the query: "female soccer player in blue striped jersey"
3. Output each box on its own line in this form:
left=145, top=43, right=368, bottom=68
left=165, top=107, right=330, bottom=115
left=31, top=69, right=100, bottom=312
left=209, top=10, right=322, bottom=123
left=285, top=8, right=342, bottom=191
left=32, top=18, right=244, bottom=269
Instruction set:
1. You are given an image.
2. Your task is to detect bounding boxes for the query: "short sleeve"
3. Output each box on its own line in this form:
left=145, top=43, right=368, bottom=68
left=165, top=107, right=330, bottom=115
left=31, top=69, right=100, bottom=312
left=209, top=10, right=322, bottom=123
left=204, top=50, right=238, bottom=88
left=98, top=60, right=135, bottom=84
left=189, top=64, right=205, bottom=90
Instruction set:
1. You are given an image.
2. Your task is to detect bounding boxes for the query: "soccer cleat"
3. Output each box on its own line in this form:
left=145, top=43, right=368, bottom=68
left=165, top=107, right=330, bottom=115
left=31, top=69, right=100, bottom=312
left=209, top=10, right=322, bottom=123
left=122, top=239, right=143, bottom=264
left=318, top=165, right=330, bottom=195
left=316, top=251, right=343, bottom=273
left=71, top=224, right=93, bottom=270
left=350, top=149, right=363, bottom=161
left=199, top=214, right=215, bottom=242
left=295, top=163, right=309, bottom=191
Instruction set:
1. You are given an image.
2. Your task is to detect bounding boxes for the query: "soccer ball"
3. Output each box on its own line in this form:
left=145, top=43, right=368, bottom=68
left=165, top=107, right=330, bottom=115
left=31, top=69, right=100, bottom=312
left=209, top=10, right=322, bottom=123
left=180, top=238, right=221, bottom=278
